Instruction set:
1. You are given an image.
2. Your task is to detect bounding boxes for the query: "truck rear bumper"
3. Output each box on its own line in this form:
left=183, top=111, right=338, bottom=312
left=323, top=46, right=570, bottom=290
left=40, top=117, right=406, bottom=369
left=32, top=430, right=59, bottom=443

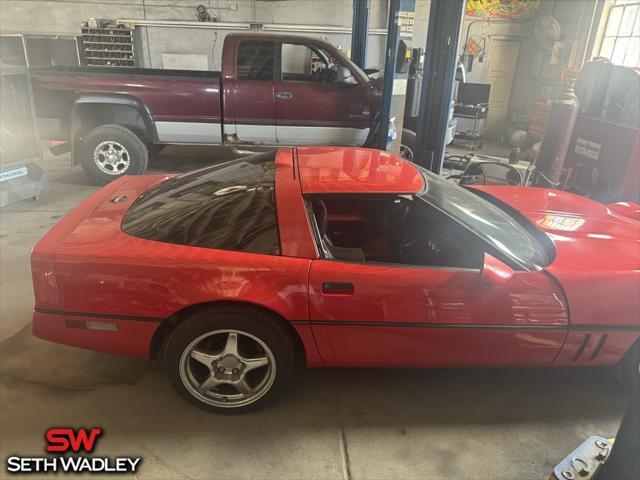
left=32, top=309, right=161, bottom=358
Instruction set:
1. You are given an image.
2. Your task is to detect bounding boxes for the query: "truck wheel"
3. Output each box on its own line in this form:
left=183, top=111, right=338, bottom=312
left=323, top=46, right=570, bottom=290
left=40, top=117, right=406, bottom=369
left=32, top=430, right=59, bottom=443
left=613, top=340, right=639, bottom=392
left=400, top=129, right=417, bottom=162
left=79, top=124, right=148, bottom=185
left=163, top=305, right=295, bottom=414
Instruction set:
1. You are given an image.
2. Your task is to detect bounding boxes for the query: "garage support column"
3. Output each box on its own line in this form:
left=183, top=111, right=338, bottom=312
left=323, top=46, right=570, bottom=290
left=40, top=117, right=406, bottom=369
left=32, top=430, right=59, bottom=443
left=414, top=0, right=465, bottom=173
left=376, top=0, right=401, bottom=152
left=376, top=0, right=414, bottom=155
left=350, top=0, right=370, bottom=69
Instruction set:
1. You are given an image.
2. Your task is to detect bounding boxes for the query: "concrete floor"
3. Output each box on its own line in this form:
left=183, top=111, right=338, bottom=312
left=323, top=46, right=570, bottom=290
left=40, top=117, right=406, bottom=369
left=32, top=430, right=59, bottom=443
left=0, top=146, right=632, bottom=479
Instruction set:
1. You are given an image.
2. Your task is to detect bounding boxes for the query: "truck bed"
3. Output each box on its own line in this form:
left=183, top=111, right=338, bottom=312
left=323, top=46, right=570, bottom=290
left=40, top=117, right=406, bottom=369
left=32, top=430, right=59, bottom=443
left=30, top=65, right=223, bottom=144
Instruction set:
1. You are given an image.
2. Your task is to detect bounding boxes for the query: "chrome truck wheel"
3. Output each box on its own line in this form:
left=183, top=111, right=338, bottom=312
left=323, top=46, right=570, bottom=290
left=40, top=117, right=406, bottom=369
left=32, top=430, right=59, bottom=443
left=93, top=141, right=131, bottom=175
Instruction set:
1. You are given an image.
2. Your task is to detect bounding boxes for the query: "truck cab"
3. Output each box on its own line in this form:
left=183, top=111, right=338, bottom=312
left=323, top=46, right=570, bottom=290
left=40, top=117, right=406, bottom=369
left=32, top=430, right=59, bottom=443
left=221, top=34, right=378, bottom=146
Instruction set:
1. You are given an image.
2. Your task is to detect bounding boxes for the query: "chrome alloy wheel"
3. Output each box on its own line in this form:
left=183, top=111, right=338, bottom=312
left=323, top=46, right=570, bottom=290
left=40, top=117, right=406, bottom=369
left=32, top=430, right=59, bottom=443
left=93, top=141, right=131, bottom=175
left=179, top=329, right=276, bottom=408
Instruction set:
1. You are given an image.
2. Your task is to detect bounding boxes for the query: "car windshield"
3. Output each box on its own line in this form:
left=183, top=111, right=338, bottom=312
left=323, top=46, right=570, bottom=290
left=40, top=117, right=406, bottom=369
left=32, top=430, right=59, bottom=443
left=416, top=167, right=550, bottom=269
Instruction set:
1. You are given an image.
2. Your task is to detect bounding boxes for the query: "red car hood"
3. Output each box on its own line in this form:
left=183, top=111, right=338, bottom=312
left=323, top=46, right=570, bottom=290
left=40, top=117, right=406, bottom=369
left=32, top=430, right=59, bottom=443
left=471, top=186, right=640, bottom=327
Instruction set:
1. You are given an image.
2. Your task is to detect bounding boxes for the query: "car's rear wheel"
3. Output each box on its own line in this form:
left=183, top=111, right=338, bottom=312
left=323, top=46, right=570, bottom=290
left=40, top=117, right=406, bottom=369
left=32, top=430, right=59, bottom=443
left=163, top=305, right=295, bottom=413
left=613, top=340, right=639, bottom=392
left=79, top=124, right=148, bottom=185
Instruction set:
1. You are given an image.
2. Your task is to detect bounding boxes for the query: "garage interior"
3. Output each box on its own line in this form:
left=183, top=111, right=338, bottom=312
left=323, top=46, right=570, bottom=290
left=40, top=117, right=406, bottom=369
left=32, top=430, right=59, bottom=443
left=0, top=0, right=639, bottom=479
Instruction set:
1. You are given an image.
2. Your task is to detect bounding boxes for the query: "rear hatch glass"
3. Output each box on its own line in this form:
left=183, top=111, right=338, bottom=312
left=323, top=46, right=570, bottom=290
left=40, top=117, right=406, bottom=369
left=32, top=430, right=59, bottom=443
left=122, top=152, right=280, bottom=255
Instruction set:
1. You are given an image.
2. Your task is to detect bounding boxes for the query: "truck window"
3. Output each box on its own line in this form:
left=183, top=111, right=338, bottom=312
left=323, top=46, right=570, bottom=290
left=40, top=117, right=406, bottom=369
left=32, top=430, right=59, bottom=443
left=281, top=43, right=339, bottom=83
left=237, top=40, right=274, bottom=81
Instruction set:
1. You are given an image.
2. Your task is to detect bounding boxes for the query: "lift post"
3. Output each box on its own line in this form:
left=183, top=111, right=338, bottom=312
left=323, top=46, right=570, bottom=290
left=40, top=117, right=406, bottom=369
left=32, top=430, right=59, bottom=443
left=350, top=0, right=370, bottom=69
left=414, top=0, right=465, bottom=173
left=376, top=0, right=415, bottom=155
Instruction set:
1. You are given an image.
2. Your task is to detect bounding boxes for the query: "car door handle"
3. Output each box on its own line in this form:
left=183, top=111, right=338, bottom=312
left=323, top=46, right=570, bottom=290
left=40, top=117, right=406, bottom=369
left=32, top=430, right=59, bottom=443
left=276, top=91, right=294, bottom=100
left=322, top=282, right=354, bottom=294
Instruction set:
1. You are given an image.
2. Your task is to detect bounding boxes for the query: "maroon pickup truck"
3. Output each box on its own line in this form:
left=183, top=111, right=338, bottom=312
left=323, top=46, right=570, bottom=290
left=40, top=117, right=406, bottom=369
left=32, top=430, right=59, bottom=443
left=31, top=32, right=413, bottom=184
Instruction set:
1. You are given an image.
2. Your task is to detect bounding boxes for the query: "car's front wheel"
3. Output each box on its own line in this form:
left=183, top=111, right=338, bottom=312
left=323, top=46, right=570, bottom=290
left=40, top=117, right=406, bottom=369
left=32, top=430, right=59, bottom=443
left=163, top=305, right=295, bottom=413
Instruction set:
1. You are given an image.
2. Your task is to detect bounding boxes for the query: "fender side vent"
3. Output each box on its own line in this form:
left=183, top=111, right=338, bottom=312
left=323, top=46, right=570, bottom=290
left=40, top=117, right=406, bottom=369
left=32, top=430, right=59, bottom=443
left=573, top=334, right=590, bottom=361
left=589, top=334, right=608, bottom=361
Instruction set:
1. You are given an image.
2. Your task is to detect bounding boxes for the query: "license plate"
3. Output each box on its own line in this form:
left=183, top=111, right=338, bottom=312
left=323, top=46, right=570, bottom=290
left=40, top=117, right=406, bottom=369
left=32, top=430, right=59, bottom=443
left=0, top=166, right=28, bottom=183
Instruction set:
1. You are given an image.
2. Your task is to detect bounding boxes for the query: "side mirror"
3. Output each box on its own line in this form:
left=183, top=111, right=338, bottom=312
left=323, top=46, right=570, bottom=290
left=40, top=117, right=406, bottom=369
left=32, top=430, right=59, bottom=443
left=336, top=66, right=358, bottom=85
left=480, top=253, right=514, bottom=286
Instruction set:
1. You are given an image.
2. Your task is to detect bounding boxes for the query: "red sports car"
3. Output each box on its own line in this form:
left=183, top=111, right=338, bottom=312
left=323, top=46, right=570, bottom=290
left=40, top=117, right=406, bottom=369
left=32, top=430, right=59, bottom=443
left=32, top=147, right=640, bottom=413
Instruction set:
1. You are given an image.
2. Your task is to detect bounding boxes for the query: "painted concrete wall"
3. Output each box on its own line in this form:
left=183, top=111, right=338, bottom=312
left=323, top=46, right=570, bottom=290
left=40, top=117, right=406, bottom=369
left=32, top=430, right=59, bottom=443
left=0, top=0, right=398, bottom=68
left=0, top=0, right=438, bottom=69
left=458, top=0, right=599, bottom=123
left=552, top=0, right=599, bottom=65
left=460, top=18, right=537, bottom=120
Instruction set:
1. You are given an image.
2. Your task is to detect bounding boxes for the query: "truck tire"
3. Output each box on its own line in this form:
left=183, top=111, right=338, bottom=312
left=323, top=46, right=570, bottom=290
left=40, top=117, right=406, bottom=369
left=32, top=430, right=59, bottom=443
left=613, top=340, right=639, bottom=392
left=163, top=305, right=295, bottom=414
left=400, top=129, right=417, bottom=162
left=79, top=124, right=148, bottom=185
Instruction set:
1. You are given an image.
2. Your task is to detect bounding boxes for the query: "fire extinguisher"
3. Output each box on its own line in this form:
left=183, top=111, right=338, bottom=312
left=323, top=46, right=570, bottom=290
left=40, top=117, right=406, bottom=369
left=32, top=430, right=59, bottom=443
left=532, top=84, right=580, bottom=188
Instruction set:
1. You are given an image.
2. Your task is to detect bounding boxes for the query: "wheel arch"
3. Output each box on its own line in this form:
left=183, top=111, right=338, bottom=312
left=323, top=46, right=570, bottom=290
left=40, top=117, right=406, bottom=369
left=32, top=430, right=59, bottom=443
left=68, top=94, right=158, bottom=164
left=149, top=300, right=308, bottom=365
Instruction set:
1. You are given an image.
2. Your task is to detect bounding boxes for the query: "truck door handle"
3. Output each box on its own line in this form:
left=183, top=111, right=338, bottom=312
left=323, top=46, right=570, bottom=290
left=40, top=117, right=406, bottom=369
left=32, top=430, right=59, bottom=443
left=276, top=91, right=294, bottom=100
left=322, top=282, right=354, bottom=294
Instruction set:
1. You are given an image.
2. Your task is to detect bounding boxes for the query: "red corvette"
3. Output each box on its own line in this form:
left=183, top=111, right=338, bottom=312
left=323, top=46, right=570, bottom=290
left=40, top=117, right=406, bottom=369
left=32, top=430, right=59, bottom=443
left=32, top=147, right=639, bottom=412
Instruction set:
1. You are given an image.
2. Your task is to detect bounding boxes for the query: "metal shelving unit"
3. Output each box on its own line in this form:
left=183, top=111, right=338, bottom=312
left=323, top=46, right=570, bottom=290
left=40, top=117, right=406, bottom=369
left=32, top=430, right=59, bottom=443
left=81, top=19, right=135, bottom=67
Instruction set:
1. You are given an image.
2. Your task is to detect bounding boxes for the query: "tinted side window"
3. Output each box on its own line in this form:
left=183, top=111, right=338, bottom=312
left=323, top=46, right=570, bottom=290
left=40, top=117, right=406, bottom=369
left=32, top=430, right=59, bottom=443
left=122, top=153, right=280, bottom=255
left=237, top=40, right=274, bottom=80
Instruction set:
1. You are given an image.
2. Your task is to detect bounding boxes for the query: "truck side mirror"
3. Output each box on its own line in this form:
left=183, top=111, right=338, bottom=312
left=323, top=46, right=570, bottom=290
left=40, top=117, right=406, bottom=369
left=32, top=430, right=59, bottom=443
left=480, top=252, right=514, bottom=286
left=337, top=66, right=358, bottom=85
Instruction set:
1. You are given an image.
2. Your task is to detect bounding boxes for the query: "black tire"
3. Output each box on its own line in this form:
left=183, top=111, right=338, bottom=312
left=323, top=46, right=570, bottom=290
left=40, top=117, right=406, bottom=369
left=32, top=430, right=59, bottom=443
left=146, top=143, right=165, bottom=157
left=163, top=305, right=295, bottom=414
left=78, top=124, right=148, bottom=185
left=613, top=340, right=640, bottom=392
left=400, top=129, right=417, bottom=162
